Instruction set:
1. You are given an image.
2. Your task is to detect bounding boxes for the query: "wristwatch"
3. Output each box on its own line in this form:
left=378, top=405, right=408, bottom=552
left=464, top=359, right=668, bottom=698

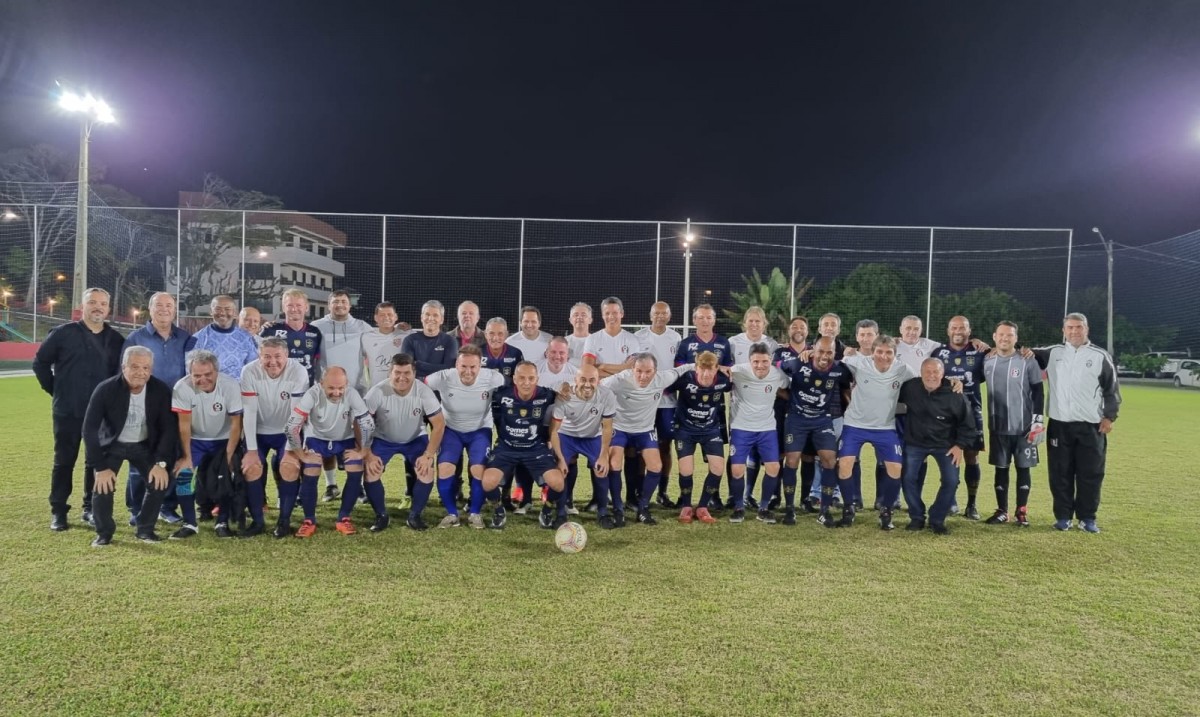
left=155, top=461, right=167, bottom=469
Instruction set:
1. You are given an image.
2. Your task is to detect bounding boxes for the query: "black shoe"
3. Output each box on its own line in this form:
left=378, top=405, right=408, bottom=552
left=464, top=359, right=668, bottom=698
left=552, top=514, right=568, bottom=530
left=964, top=503, right=981, bottom=521
left=490, top=506, right=507, bottom=530
left=905, top=519, right=926, bottom=532
left=768, top=496, right=782, bottom=510
left=930, top=522, right=950, bottom=535
left=371, top=514, right=392, bottom=532
left=781, top=508, right=797, bottom=525
left=323, top=484, right=340, bottom=502
left=707, top=499, right=724, bottom=514
left=81, top=510, right=95, bottom=528
left=729, top=509, right=746, bottom=524
left=598, top=514, right=617, bottom=530
left=880, top=510, right=895, bottom=531
left=272, top=522, right=292, bottom=539
left=756, top=509, right=777, bottom=524
left=853, top=499, right=865, bottom=511
left=724, top=497, right=737, bottom=511
left=583, top=498, right=598, bottom=513
left=501, top=498, right=517, bottom=512
left=837, top=507, right=856, bottom=528
left=538, top=508, right=555, bottom=529
left=135, top=530, right=163, bottom=543
left=91, top=535, right=112, bottom=547
left=746, top=496, right=760, bottom=512
left=636, top=509, right=658, bottom=526
left=198, top=511, right=214, bottom=523
left=819, top=510, right=835, bottom=527
left=51, top=514, right=69, bottom=532
left=656, top=493, right=677, bottom=509
left=214, top=523, right=235, bottom=538
left=170, top=525, right=198, bottom=540
left=240, top=523, right=265, bottom=538
left=873, top=500, right=884, bottom=512
left=613, top=510, right=627, bottom=528
left=800, top=498, right=818, bottom=514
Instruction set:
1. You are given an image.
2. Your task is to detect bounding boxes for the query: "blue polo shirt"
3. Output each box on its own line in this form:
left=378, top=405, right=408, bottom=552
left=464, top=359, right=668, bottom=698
left=123, top=322, right=196, bottom=387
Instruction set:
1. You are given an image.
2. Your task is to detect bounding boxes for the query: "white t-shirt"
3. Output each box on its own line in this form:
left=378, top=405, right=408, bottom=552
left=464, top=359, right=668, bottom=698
left=635, top=327, right=683, bottom=408
left=506, top=331, right=552, bottom=361
left=729, top=364, right=788, bottom=432
left=293, top=384, right=370, bottom=443
left=566, top=334, right=590, bottom=367
left=172, top=374, right=244, bottom=441
left=729, top=333, right=781, bottom=365
left=425, top=368, right=507, bottom=432
left=118, top=389, right=149, bottom=443
left=360, top=329, right=409, bottom=390
left=582, top=329, right=639, bottom=368
left=842, top=354, right=916, bottom=430
left=364, top=380, right=443, bottom=444
left=239, top=358, right=310, bottom=450
left=553, top=385, right=618, bottom=438
left=602, top=366, right=689, bottom=433
left=535, top=359, right=578, bottom=389
left=895, top=337, right=942, bottom=374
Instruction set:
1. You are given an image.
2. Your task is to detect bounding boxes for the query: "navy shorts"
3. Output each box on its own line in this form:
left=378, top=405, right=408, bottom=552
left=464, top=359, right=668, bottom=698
left=655, top=407, right=676, bottom=441
left=486, top=444, right=559, bottom=484
left=674, top=428, right=725, bottom=459
left=612, top=429, right=658, bottom=452
left=728, top=429, right=780, bottom=466
left=784, top=415, right=836, bottom=454
left=373, top=435, right=430, bottom=467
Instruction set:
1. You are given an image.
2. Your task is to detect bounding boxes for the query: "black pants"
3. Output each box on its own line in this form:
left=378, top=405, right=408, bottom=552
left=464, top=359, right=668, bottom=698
left=1047, top=420, right=1107, bottom=521
left=91, top=442, right=168, bottom=539
left=50, top=414, right=95, bottom=516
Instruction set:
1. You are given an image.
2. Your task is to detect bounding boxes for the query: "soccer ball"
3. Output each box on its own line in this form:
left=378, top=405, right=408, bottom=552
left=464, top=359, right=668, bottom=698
left=554, top=521, right=587, bottom=554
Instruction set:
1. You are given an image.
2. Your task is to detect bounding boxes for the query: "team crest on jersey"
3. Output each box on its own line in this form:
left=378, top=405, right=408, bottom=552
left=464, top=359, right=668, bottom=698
left=533, top=408, right=542, bottom=418
left=763, top=385, right=772, bottom=394
left=212, top=402, right=223, bottom=412
left=621, top=345, right=630, bottom=354
left=341, top=410, right=349, bottom=419
left=393, top=337, right=403, bottom=347
left=412, top=408, right=421, bottom=416
left=293, top=339, right=301, bottom=347
left=519, top=408, right=527, bottom=417
left=954, top=358, right=962, bottom=366
left=481, top=392, right=490, bottom=400
left=589, top=407, right=599, bottom=415
left=279, top=390, right=289, bottom=400
left=966, top=356, right=976, bottom=367
left=1086, top=360, right=1094, bottom=368
left=814, top=379, right=822, bottom=387
left=891, top=381, right=900, bottom=389
left=1010, top=367, right=1021, bottom=378
left=702, top=394, right=710, bottom=402
left=653, top=392, right=661, bottom=400
left=306, top=340, right=314, bottom=350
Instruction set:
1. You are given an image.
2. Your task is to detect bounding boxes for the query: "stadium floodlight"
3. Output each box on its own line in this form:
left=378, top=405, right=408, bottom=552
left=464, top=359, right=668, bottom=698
left=681, top=220, right=695, bottom=334
left=57, top=82, right=116, bottom=319
left=2, top=209, right=18, bottom=221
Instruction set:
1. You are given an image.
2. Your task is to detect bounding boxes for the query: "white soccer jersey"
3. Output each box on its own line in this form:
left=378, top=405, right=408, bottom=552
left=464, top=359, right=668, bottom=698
left=364, top=380, right=443, bottom=444
left=635, top=327, right=682, bottom=408
left=842, top=354, right=916, bottom=430
left=360, top=329, right=409, bottom=389
left=602, top=366, right=690, bottom=433
left=425, top=368, right=507, bottom=432
left=582, top=329, right=640, bottom=367
left=729, top=364, right=788, bottom=431
left=313, top=315, right=370, bottom=388
left=239, top=358, right=310, bottom=450
left=172, top=373, right=244, bottom=441
left=567, top=334, right=590, bottom=367
left=506, top=331, right=552, bottom=361
left=535, top=359, right=578, bottom=389
left=293, top=384, right=370, bottom=443
left=729, top=333, right=780, bottom=365
left=896, top=337, right=942, bottom=374
left=553, top=385, right=618, bottom=438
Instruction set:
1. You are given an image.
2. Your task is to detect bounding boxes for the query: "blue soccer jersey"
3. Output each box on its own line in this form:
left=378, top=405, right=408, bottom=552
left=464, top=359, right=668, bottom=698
left=675, top=334, right=734, bottom=367
left=670, top=370, right=732, bottom=432
left=779, top=358, right=846, bottom=422
left=932, top=343, right=986, bottom=410
left=492, top=385, right=556, bottom=450
left=262, top=322, right=323, bottom=385
left=482, top=344, right=525, bottom=387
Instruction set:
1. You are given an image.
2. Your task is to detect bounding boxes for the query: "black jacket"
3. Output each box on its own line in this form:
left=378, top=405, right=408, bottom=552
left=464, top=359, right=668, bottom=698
left=898, top=377, right=979, bottom=450
left=32, top=321, right=125, bottom=418
left=83, top=374, right=178, bottom=473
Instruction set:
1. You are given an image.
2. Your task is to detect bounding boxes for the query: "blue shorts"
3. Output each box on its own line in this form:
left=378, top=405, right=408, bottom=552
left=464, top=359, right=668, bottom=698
left=439, top=427, right=492, bottom=467
left=558, top=434, right=601, bottom=466
left=486, top=444, right=559, bottom=483
left=255, top=433, right=288, bottom=464
left=838, top=426, right=903, bottom=463
left=191, top=438, right=226, bottom=467
left=612, top=428, right=658, bottom=452
left=674, top=428, right=725, bottom=459
left=655, top=408, right=676, bottom=441
left=303, top=437, right=358, bottom=459
left=728, top=429, right=780, bottom=466
left=784, top=415, right=836, bottom=454
left=373, top=435, right=430, bottom=467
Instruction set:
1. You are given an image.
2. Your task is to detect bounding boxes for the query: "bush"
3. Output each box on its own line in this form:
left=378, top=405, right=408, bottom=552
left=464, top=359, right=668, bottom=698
left=1120, top=353, right=1168, bottom=377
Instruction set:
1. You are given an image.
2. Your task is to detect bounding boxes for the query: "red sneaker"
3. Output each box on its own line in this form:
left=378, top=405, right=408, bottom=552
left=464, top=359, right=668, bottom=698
left=678, top=507, right=694, bottom=524
left=295, top=519, right=317, bottom=538
left=335, top=517, right=356, bottom=535
left=695, top=507, right=718, bottom=524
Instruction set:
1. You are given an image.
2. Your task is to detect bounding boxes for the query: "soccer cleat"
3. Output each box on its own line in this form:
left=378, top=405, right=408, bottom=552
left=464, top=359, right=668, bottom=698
left=439, top=514, right=462, bottom=529
left=756, top=509, right=777, bottom=525
left=636, top=509, right=658, bottom=526
left=81, top=510, right=95, bottom=528
left=724, top=497, right=738, bottom=511
left=746, top=496, right=760, bottom=512
left=695, top=507, right=718, bottom=524
left=91, top=535, right=112, bottom=548
left=334, top=518, right=356, bottom=535
left=552, top=514, right=568, bottom=530
left=501, top=498, right=518, bottom=512
left=490, top=506, right=507, bottom=530
left=597, top=514, right=617, bottom=530
left=50, top=514, right=69, bottom=532
left=295, top=519, right=317, bottom=538
left=370, top=514, right=392, bottom=532
left=582, top=498, right=598, bottom=513
left=800, top=498, right=818, bottom=514
left=214, top=523, right=235, bottom=539
left=853, top=499, right=865, bottom=511
left=323, top=484, right=340, bottom=502
left=964, top=503, right=981, bottom=521
left=136, top=530, right=163, bottom=543
left=837, top=507, right=856, bottom=528
left=1014, top=507, right=1030, bottom=528
left=467, top=514, right=485, bottom=530
left=656, top=493, right=677, bottom=509
left=873, top=500, right=884, bottom=512
left=817, top=510, right=831, bottom=526
left=613, top=510, right=627, bottom=528
left=879, top=510, right=894, bottom=531
left=678, top=507, right=694, bottom=524
left=768, top=496, right=781, bottom=510
left=158, top=509, right=183, bottom=525
left=240, top=523, right=265, bottom=539
left=985, top=509, right=1009, bottom=525
left=272, top=522, right=292, bottom=539
left=514, top=502, right=530, bottom=516
left=949, top=502, right=960, bottom=516
left=930, top=522, right=950, bottom=535
left=170, top=525, right=198, bottom=540
left=398, top=495, right=412, bottom=511
left=566, top=502, right=579, bottom=516
left=538, top=508, right=554, bottom=529
left=1053, top=518, right=1072, bottom=531
left=906, top=519, right=926, bottom=532
left=1080, top=519, right=1101, bottom=534
left=729, top=509, right=746, bottom=524
left=782, top=508, right=797, bottom=526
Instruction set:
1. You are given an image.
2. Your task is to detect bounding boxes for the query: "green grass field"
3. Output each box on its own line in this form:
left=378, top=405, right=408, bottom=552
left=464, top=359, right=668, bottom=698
left=2, top=377, right=1197, bottom=717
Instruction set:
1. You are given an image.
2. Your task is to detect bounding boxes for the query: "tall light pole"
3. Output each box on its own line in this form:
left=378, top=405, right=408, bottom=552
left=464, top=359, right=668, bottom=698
left=58, top=86, right=115, bottom=316
left=1091, top=227, right=1114, bottom=356
left=682, top=218, right=694, bottom=335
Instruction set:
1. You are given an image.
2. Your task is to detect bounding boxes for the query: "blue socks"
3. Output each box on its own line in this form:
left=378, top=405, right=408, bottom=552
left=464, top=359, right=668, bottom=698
left=639, top=471, right=661, bottom=511
left=593, top=475, right=610, bottom=517
left=366, top=478, right=388, bottom=518
left=730, top=476, right=746, bottom=510
left=469, top=477, right=486, bottom=514
left=437, top=477, right=459, bottom=516
left=609, top=470, right=624, bottom=514
left=799, top=461, right=815, bottom=499
left=300, top=475, right=318, bottom=521
left=678, top=473, right=694, bottom=508
left=697, top=472, right=722, bottom=509
left=279, top=479, right=300, bottom=523
left=779, top=465, right=797, bottom=508
left=338, top=471, right=363, bottom=520
left=760, top=473, right=780, bottom=508
left=246, top=479, right=266, bottom=527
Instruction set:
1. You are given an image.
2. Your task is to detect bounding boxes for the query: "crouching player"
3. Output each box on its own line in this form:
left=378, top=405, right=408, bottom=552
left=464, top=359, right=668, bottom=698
left=550, top=364, right=617, bottom=527
left=280, top=367, right=374, bottom=538
left=363, top=353, right=446, bottom=531
left=669, top=351, right=731, bottom=525
left=480, top=362, right=565, bottom=530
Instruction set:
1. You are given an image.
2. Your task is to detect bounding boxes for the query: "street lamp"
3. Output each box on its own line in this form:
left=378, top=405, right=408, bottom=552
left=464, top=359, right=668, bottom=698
left=47, top=298, right=57, bottom=317
left=58, top=84, right=116, bottom=318
left=682, top=218, right=695, bottom=334
left=1091, top=227, right=1115, bottom=356
left=132, top=308, right=141, bottom=322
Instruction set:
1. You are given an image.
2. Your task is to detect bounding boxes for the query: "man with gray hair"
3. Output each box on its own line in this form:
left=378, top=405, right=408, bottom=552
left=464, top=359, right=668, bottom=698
left=83, top=346, right=176, bottom=546
left=566, top=302, right=593, bottom=367
left=402, top=299, right=459, bottom=380
left=170, top=349, right=245, bottom=539
left=1031, top=313, right=1120, bottom=533
left=193, top=294, right=259, bottom=378
left=452, top=300, right=485, bottom=350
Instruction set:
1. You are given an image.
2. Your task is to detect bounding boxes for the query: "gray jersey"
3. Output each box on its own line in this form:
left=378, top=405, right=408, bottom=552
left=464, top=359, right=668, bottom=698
left=506, top=331, right=552, bottom=361
left=360, top=329, right=409, bottom=390
left=313, top=315, right=370, bottom=388
left=364, top=380, right=443, bottom=444
left=425, top=368, right=507, bottom=432
left=602, top=366, right=689, bottom=433
left=239, top=358, right=309, bottom=450
left=172, top=373, right=244, bottom=441
left=984, top=353, right=1043, bottom=435
left=635, top=327, right=683, bottom=408
left=292, top=384, right=370, bottom=444
left=582, top=329, right=639, bottom=367
left=567, top=334, right=590, bottom=367
left=553, top=385, right=618, bottom=438
left=729, top=333, right=780, bottom=365
left=842, top=354, right=916, bottom=430
left=729, top=364, right=788, bottom=431
left=895, top=337, right=941, bottom=374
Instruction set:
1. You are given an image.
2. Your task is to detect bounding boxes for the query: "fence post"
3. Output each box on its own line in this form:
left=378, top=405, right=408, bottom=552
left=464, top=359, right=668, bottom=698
left=1063, top=228, right=1074, bottom=318
left=517, top=219, right=525, bottom=318
left=175, top=209, right=182, bottom=310
left=655, top=222, right=661, bottom=301
left=790, top=225, right=798, bottom=318
left=32, top=205, right=39, bottom=341
left=925, top=227, right=935, bottom=330
left=381, top=215, right=388, bottom=301
left=240, top=211, right=247, bottom=308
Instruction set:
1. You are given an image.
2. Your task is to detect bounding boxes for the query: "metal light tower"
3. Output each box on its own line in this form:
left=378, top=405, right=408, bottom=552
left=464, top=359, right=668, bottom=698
left=1091, top=227, right=1115, bottom=356
left=58, top=86, right=115, bottom=316
left=682, top=218, right=694, bottom=335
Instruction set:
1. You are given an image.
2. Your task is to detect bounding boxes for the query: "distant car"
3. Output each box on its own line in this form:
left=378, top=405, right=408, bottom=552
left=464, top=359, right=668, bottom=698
left=1173, top=360, right=1200, bottom=388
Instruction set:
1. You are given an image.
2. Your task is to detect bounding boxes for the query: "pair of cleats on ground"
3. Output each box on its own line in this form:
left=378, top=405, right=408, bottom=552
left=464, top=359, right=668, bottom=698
left=266, top=514, right=390, bottom=538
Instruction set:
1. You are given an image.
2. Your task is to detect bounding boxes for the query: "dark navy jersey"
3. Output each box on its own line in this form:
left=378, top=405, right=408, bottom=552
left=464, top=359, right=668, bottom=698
left=262, top=322, right=323, bottom=385
left=779, top=358, right=847, bottom=421
left=492, top=385, right=555, bottom=450
left=675, top=334, right=733, bottom=367
left=669, top=370, right=732, bottom=432
left=933, top=344, right=986, bottom=409
left=773, top=344, right=807, bottom=367
left=482, top=344, right=525, bottom=387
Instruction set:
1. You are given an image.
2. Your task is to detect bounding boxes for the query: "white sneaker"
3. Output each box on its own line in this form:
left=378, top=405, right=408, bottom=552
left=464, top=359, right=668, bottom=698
left=438, top=514, right=461, bottom=529
left=467, top=513, right=485, bottom=529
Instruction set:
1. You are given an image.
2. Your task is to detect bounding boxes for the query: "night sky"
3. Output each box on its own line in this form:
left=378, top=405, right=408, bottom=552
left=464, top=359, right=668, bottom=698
left=2, top=1, right=1199, bottom=243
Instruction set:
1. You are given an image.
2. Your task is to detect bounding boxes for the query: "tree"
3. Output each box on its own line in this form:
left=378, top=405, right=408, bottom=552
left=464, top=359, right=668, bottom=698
left=1068, top=285, right=1178, bottom=355
left=930, top=287, right=1057, bottom=347
left=805, top=263, right=926, bottom=336
left=722, top=267, right=814, bottom=337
